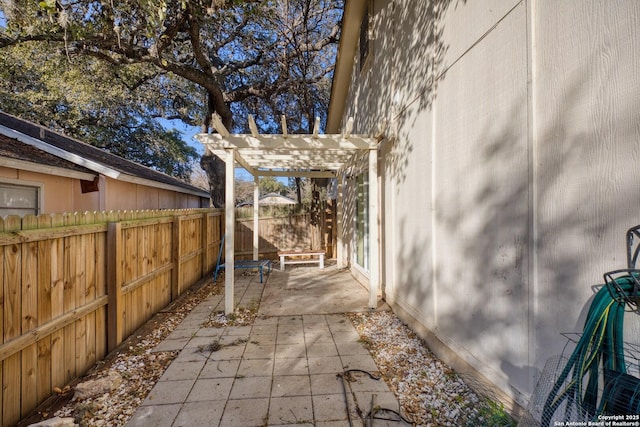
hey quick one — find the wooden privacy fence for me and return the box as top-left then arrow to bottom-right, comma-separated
235,201 -> 336,259
0,208 -> 222,427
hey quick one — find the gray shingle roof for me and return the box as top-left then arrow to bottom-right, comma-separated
0,111 -> 209,197
0,134 -> 95,174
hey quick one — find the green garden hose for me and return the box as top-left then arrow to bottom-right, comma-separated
541,273 -> 640,425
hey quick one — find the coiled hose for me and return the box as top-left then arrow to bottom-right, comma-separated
541,273 -> 639,425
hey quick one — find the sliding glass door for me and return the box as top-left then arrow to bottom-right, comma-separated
355,172 -> 369,270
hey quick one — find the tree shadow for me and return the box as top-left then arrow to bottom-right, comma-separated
353,0 -> 640,413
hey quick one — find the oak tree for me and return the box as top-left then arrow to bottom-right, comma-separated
0,0 -> 343,206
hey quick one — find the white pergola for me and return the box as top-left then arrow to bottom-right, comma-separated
195,114 -> 379,315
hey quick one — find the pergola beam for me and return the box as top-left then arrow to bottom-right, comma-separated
197,133 -> 375,150
236,158 -> 347,170
211,113 -> 230,137
342,117 -> 353,140
233,151 -> 259,177
257,170 -> 336,178
248,114 -> 260,138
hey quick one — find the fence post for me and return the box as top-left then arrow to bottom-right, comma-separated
202,213 -> 209,277
172,216 -> 183,300
107,222 -> 123,352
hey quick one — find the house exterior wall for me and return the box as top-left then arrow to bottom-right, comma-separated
0,166 -> 79,214
339,0 -> 640,410
0,166 -> 207,214
104,178 -> 206,210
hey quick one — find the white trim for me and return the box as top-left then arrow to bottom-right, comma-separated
257,170 -> 335,178
225,148 -> 236,315
197,133 -> 375,150
0,124 -> 121,179
326,0 -> 368,133
337,174 -> 345,268
1,125 -> 208,199
253,175 -> 259,260
116,173 -> 209,198
368,148 -> 379,309
0,156 -> 97,181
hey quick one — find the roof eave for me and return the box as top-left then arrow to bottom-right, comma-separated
0,124 -> 121,179
116,173 -> 210,198
327,0 -> 367,134
0,156 -> 98,181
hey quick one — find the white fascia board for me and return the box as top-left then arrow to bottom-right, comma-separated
0,124 -> 121,179
326,0 -> 367,133
0,156 -> 97,181
116,173 -> 209,198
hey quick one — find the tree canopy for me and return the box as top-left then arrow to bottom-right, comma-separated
0,44 -> 199,179
0,0 -> 343,205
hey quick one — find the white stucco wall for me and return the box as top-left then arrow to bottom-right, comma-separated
340,0 -> 640,410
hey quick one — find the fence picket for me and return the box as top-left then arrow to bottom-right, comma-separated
3,216 -> 21,426
21,215 -> 39,417
36,214 -> 53,406
0,207 -> 334,425
49,213 -> 66,397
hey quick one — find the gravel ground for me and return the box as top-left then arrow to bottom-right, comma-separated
21,280 -> 516,427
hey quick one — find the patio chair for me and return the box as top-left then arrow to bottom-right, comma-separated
213,235 -> 272,283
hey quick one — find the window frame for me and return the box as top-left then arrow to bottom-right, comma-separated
359,0 -> 373,73
354,171 -> 369,271
0,179 -> 43,217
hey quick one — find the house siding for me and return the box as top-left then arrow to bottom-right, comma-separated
340,0 -> 640,410
0,166 -> 206,214
0,167 -> 75,214
104,178 -> 205,211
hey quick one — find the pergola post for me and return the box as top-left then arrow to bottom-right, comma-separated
253,174 -> 259,260
368,148 -> 379,309
224,148 -> 235,315
336,174 -> 344,268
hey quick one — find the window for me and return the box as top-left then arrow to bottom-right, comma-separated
355,172 -> 369,270
0,183 -> 40,217
359,2 -> 370,71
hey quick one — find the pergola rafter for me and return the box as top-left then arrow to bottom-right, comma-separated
195,114 -> 380,314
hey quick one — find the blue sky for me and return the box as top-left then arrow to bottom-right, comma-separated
1,9 -> 275,184
162,119 -> 203,154
162,118 -> 260,183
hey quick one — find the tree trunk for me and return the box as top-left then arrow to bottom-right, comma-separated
200,89 -> 233,208
200,149 -> 226,208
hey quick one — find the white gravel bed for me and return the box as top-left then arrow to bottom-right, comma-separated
23,282 -> 514,427
349,311 -> 515,427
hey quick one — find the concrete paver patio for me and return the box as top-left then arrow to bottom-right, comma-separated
125,264 -> 401,427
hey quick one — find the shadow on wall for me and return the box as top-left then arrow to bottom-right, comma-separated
372,0 -> 640,408
358,0 -> 462,186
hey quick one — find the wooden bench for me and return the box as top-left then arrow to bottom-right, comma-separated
278,250 -> 325,271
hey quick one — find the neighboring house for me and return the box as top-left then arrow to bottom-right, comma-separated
257,193 -> 297,206
237,193 -> 297,207
328,0 -> 640,415
0,111 -> 210,215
